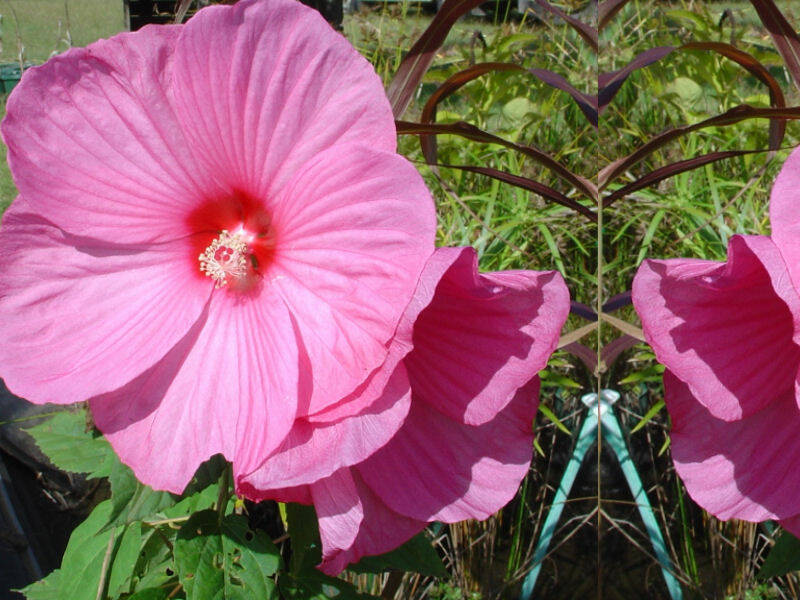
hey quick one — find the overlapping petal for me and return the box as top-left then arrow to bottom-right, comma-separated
769,146 -> 800,293
171,0 -> 396,199
405,247 -> 569,425
269,145 -> 435,414
666,371 -> 800,521
237,248 -> 566,572
313,470 -> 425,575
632,235 -> 800,421
0,198 -> 209,406
359,380 -> 538,523
90,290 -> 300,493
238,366 -> 410,491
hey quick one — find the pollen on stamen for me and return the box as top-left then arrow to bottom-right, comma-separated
199,229 -> 249,288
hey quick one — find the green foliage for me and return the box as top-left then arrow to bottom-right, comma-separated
21,501 -> 142,600
349,532 -> 447,577
106,461 -> 179,530
427,581 -> 482,600
758,531 -> 800,579
25,408 -> 115,478
174,510 -> 281,599
279,571 -> 378,600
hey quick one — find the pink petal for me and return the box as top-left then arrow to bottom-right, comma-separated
358,380 -> 538,523
0,198 -> 209,405
632,235 -> 800,421
90,290 -> 300,493
304,246 -> 459,425
238,365 -> 411,490
269,145 -> 435,415
770,146 -> 800,293
1,26 -> 217,244
237,483 -> 313,505
312,469 -> 425,575
311,469 -> 363,564
780,516 -> 800,539
171,0 -> 396,200
404,247 -> 569,425
666,371 -> 800,521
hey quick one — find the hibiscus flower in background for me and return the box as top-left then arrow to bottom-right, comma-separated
0,0 -> 571,573
632,146 -> 800,540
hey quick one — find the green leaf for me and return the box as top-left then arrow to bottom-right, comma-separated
618,363 -> 665,385
285,503 -> 322,575
349,531 -> 446,577
759,531 -> 800,579
106,455 -> 226,531
24,409 -> 114,478
22,501 -> 150,600
127,588 -> 173,600
538,403 -> 571,435
165,483 -> 221,519
278,572 -> 378,600
538,370 -> 582,390
629,400 -> 666,434
174,510 -> 281,599
502,97 -> 536,123
107,523 -> 145,597
18,569 -> 63,600
130,527 -> 178,591
106,460 -> 178,530
35,500 -> 120,599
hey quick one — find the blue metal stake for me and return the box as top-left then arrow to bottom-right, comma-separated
520,389 -> 682,600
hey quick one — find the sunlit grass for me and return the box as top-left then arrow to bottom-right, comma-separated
0,0 -> 125,63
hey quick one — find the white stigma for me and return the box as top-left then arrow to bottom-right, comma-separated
199,229 -> 249,288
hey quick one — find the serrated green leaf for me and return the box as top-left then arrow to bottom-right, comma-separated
23,501 -> 150,600
24,410 -> 114,478
164,483 -> 220,519
174,510 -> 281,599
127,588 -> 173,600
106,461 -> 178,530
349,531 -> 446,577
759,531 -> 800,579
57,500 -> 117,599
278,572 -> 378,600
18,568 -> 62,600
130,528 -> 177,591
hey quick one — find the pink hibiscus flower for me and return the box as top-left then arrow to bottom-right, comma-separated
0,0 -> 571,571
632,146 -> 800,539
238,246 -> 570,573
0,0 -> 437,491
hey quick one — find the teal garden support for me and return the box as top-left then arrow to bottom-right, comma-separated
519,389 -> 683,600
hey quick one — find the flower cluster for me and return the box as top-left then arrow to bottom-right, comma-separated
0,0 -> 570,570
632,146 -> 800,538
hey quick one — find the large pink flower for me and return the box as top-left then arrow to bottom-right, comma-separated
0,0 -> 436,491
632,146 -> 800,537
238,247 -> 570,573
